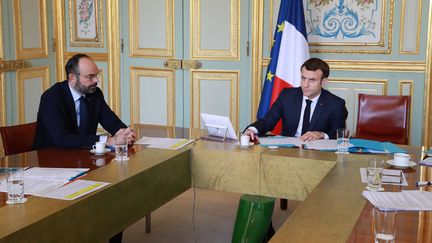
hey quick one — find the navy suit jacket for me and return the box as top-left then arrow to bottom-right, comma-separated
249,87 -> 348,139
33,80 -> 127,149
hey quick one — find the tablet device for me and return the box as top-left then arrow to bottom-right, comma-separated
200,113 -> 237,140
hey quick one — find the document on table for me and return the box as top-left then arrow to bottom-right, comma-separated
258,137 -> 302,147
40,179 -> 110,200
360,168 -> 408,186
0,167 -> 89,196
135,136 -> 194,150
363,190 -> 432,211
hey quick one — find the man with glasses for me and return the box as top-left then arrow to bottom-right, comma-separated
33,53 -> 135,151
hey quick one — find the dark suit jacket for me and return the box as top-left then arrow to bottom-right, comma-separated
33,80 -> 127,149
249,87 -> 348,139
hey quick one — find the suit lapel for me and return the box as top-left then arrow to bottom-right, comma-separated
309,90 -> 326,129
291,88 -> 303,126
61,81 -> 79,128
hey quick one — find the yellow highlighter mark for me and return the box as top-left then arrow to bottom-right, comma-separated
169,140 -> 189,149
65,183 -> 103,199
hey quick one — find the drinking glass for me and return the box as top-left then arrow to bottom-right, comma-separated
115,140 -> 129,161
373,207 -> 396,243
366,158 -> 384,191
6,168 -> 27,204
336,128 -> 350,154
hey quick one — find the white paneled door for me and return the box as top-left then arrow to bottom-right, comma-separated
0,0 -> 55,125
120,0 -> 252,138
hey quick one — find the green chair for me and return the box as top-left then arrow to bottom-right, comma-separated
232,194 -> 275,243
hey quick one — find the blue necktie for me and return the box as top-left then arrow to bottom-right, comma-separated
78,96 -> 88,134
301,99 -> 312,135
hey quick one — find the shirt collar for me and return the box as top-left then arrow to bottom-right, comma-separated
303,93 -> 320,103
68,84 -> 84,102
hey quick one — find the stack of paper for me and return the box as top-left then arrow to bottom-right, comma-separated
363,190 -> 432,211
258,137 -> 302,147
360,168 -> 408,186
0,167 -> 89,196
135,136 -> 194,150
420,156 -> 432,166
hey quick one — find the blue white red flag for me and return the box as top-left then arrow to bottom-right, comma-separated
256,0 -> 309,134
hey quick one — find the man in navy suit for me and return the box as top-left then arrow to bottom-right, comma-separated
33,53 -> 135,150
245,58 -> 348,141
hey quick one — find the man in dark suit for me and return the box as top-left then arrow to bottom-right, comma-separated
33,54 -> 135,150
245,57 -> 348,141
33,54 -> 133,242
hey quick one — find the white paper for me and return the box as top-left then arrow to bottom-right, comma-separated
40,180 -> 110,200
360,168 -> 408,186
0,167 -> 89,196
135,136 -> 194,150
258,137 -> 303,147
363,190 -> 432,211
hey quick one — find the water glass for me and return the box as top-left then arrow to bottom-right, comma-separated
366,158 -> 384,191
115,140 -> 128,161
373,208 -> 396,243
6,168 -> 27,204
336,128 -> 350,154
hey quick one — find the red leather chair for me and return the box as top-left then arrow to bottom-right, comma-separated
354,94 -> 410,145
0,122 -> 37,156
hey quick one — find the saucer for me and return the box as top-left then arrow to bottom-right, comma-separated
236,142 -> 254,148
386,159 -> 416,168
90,148 -> 111,155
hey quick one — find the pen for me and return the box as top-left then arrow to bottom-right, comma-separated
69,171 -> 87,181
416,181 -> 432,187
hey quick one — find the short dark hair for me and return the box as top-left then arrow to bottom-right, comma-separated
301,58 -> 330,79
65,53 -> 90,78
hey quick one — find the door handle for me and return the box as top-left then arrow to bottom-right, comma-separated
182,60 -> 202,70
164,59 -> 182,69
163,59 -> 202,70
0,59 -> 31,73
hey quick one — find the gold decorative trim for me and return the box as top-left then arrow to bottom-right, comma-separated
191,0 -> 240,60
424,0 -> 432,148
399,80 -> 414,96
129,0 -> 174,58
251,0 -> 265,121
399,0 -> 422,55
14,0 -> 48,59
54,1 -> 66,81
399,80 -> 413,144
329,78 -> 388,95
68,0 -> 104,48
64,52 -> 108,62
107,0 -> 120,114
190,70 -> 239,139
327,60 -> 425,72
310,0 -> 394,54
16,66 -> 50,123
129,67 -> 175,127
0,73 -> 5,126
268,0 -> 275,52
0,1 -> 3,59
98,68 -> 105,92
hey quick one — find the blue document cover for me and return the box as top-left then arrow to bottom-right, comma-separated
349,139 -> 406,153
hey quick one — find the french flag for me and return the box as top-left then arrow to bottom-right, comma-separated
256,0 -> 309,134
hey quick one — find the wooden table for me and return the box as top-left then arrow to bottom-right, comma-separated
0,145 -> 191,242
0,130 -> 431,242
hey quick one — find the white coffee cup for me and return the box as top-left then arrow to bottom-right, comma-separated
393,153 -> 411,166
240,135 -> 250,146
92,142 -> 106,153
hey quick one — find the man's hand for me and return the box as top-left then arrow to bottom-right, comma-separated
107,127 -> 136,146
243,129 -> 257,141
300,131 -> 324,142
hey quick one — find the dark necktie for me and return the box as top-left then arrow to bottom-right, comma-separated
78,96 -> 88,134
301,99 -> 312,135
